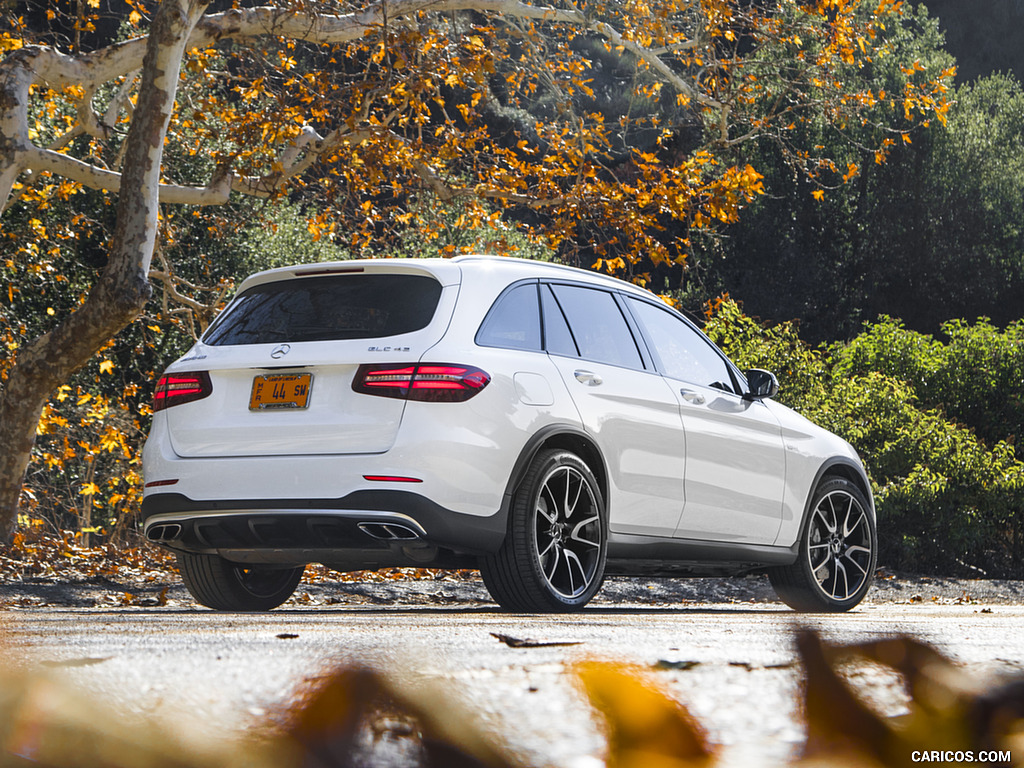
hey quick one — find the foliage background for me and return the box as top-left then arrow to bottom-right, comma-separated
2,1 -> 1023,576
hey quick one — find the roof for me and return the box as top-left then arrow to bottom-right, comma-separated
235,254 -> 659,302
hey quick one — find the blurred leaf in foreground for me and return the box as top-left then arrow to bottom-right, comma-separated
798,629 -> 1024,767
578,660 -> 715,768
2,628 -> 1021,768
0,667 -> 266,768
285,665 -> 520,768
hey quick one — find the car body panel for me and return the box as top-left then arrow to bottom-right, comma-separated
672,384 -> 787,544
767,401 -> 871,546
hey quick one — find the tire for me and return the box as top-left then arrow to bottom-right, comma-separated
177,552 -> 304,611
480,449 -> 608,612
769,477 -> 877,612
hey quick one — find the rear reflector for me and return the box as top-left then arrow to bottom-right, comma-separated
363,475 -> 424,483
353,363 -> 490,402
153,371 -> 213,411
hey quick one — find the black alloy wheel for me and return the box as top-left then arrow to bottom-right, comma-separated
481,449 -> 607,612
769,476 -> 876,612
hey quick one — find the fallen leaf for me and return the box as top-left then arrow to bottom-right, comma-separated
653,660 -> 701,671
490,633 -> 583,649
797,629 -> 897,764
796,629 -> 1024,767
39,657 -> 111,668
0,667 -> 259,767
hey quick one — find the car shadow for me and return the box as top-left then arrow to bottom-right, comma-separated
81,603 -> 794,617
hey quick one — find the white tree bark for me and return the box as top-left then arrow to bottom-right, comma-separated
0,0 -> 212,540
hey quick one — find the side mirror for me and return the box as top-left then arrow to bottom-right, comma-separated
744,369 -> 779,401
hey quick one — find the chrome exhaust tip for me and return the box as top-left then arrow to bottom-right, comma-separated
358,522 -> 422,541
146,523 -> 183,543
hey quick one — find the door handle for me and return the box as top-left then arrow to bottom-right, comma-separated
680,389 -> 706,405
574,369 -> 603,386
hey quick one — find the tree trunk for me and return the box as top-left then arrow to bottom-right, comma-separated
0,0 -> 210,545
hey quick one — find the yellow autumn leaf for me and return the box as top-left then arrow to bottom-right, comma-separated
0,33 -> 23,51
79,482 -> 101,496
577,661 -> 714,768
98,360 -> 114,375
812,189 -> 825,200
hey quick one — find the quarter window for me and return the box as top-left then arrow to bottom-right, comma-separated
476,283 -> 542,351
627,298 -> 737,392
548,284 -> 644,370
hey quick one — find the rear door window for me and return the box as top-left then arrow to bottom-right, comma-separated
547,284 -> 644,370
540,285 -> 579,357
203,274 -> 443,346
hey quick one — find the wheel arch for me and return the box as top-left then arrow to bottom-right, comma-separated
802,457 -> 875,526
501,425 -> 609,515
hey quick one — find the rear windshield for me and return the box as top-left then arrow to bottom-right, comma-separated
203,273 -> 443,346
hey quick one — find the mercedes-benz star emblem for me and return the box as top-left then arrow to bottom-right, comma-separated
270,344 -> 291,359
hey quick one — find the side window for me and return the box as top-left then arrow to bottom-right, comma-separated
627,298 -> 737,392
476,283 -> 542,351
540,285 -> 579,357
549,284 -> 644,370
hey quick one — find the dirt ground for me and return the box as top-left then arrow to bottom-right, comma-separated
3,530 -> 1022,610
3,562 -> 1023,610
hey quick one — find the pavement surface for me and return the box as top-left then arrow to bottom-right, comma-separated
3,573 -> 1024,767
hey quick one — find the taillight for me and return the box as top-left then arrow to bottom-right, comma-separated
353,363 -> 490,402
153,371 -> 213,411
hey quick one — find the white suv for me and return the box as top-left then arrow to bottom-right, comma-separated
143,256 -> 875,612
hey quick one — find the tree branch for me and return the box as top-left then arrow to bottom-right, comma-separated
2,0 -> 725,206
21,146 -> 233,205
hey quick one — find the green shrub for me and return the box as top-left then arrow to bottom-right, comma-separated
706,300 -> 1024,577
835,315 -> 1024,448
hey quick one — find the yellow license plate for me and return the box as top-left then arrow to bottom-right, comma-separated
249,373 -> 313,410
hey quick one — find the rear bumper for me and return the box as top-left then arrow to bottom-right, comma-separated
141,490 -> 508,567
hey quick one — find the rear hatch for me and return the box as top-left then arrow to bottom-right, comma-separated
163,263 -> 460,458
